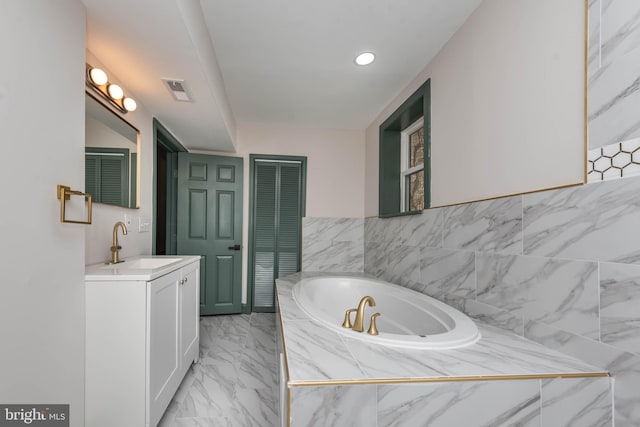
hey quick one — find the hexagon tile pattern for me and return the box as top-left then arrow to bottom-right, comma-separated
588,138 -> 640,182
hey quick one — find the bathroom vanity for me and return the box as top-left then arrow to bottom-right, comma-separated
85,256 -> 201,427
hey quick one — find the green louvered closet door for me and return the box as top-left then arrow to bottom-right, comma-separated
251,157 -> 306,312
85,147 -> 130,207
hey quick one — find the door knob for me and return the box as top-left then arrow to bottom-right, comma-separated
228,244 -> 241,250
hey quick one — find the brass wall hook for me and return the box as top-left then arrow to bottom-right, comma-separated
367,313 -> 381,336
342,308 -> 357,328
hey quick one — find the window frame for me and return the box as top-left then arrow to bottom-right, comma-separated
400,117 -> 425,212
378,79 -> 431,218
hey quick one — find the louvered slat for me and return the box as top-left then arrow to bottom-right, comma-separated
278,165 -> 301,251
100,158 -> 124,205
85,156 -> 99,200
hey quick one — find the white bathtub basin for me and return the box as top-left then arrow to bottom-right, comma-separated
292,276 -> 480,350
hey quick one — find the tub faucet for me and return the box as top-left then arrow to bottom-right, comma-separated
109,221 -> 128,264
352,296 -> 376,332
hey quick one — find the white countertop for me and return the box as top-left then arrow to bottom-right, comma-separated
276,272 -> 607,385
85,255 -> 201,281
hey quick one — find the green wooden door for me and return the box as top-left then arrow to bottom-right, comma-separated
177,153 -> 243,315
250,158 -> 305,312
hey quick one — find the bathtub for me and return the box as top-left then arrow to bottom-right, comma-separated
292,276 -> 480,350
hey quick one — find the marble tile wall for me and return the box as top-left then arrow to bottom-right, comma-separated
360,3 -> 640,424
287,378 -> 611,427
588,0 -> 640,149
364,174 -> 640,425
302,217 -> 364,272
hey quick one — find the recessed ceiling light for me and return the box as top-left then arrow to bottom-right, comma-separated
355,52 -> 375,66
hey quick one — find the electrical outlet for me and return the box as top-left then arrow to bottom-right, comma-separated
124,214 -> 133,227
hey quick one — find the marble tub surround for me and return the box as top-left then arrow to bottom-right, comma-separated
276,273 -> 605,383
476,253 -> 599,338
525,320 -> 640,425
277,273 -> 610,426
289,377 -> 611,427
600,262 -> 640,354
364,175 -> 640,425
442,196 -> 523,255
302,217 -> 364,272
523,174 -> 640,263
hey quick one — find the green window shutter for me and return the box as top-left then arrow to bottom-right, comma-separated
379,129 -> 401,216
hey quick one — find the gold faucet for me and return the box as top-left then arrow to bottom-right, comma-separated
109,221 -> 128,264
352,296 -> 376,332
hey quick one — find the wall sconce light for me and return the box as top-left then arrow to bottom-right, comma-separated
86,64 -> 137,113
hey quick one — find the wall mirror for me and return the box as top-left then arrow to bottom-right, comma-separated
85,92 -> 139,209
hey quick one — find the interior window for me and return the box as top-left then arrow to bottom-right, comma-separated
401,118 -> 425,212
378,79 -> 430,217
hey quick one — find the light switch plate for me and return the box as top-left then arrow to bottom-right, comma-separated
138,216 -> 151,233
124,214 -> 133,227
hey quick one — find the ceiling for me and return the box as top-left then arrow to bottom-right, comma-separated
82,0 -> 482,152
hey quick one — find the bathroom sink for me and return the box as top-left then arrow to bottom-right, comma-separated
95,257 -> 184,270
124,257 -> 183,269
86,255 -> 201,281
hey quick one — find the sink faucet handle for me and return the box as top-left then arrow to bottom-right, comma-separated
367,313 -> 381,336
341,308 -> 357,329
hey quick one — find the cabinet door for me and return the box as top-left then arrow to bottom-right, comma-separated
147,270 -> 181,427
180,262 -> 200,364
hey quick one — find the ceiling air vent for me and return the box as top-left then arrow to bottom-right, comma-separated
162,78 -> 192,102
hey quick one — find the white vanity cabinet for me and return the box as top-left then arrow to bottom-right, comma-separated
85,256 -> 201,427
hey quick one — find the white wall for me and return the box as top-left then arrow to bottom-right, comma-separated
0,1 -> 86,425
365,0 -> 585,214
193,124 -> 366,303
84,51 -> 154,265
237,124 -> 365,219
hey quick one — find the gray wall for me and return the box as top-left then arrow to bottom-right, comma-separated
0,1 -> 87,425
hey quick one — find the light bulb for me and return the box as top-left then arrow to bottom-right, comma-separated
355,52 -> 375,66
89,68 -> 108,86
107,84 -> 124,100
123,97 -> 137,112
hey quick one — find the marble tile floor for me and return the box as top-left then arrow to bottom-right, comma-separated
159,313 -> 279,427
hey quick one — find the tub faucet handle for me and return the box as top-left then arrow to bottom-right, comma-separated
367,313 -> 381,336
341,308 -> 357,328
